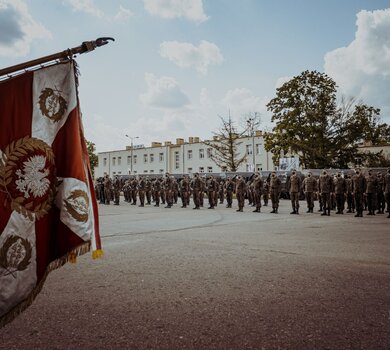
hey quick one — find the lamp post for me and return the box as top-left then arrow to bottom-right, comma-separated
125,135 -> 139,174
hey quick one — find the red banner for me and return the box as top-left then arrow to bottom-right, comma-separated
0,61 -> 101,327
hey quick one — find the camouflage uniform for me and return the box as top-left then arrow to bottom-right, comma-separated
319,171 -> 333,216
191,174 -> 202,209
235,176 -> 247,212
302,172 -> 317,213
206,176 -> 218,209
345,175 -> 355,213
365,171 -> 378,215
112,175 -> 121,205
103,175 -> 112,205
352,170 -> 366,217
179,176 -> 190,208
145,177 -> 152,205
270,172 -> 281,213
138,177 -> 146,207
333,173 -> 346,214
224,177 -> 234,208
289,171 -> 302,214
252,175 -> 264,213
376,173 -> 385,214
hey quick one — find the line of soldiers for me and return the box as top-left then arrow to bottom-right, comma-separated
95,168 -> 390,218
288,168 -> 390,218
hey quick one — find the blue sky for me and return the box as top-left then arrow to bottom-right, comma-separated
1,0 -> 390,152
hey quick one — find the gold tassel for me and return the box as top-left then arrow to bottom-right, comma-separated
68,252 -> 77,264
92,249 -> 104,259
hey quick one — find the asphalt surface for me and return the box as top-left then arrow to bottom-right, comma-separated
1,199 -> 390,349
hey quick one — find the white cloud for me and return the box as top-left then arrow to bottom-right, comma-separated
114,5 -> 133,21
143,0 -> 208,22
199,87 -> 212,108
140,73 -> 190,109
64,0 -> 103,18
159,40 -> 223,74
275,76 -> 293,90
0,0 -> 51,57
221,88 -> 268,118
324,9 -> 390,121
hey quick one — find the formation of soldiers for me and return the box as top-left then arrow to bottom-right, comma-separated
95,168 -> 390,218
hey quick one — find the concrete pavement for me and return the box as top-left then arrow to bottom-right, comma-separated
1,200 -> 389,349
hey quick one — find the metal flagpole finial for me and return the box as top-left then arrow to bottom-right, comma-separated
0,37 -> 115,79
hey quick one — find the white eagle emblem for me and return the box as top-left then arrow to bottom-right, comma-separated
15,155 -> 51,199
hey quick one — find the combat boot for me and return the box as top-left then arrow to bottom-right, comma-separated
296,208 -> 299,215
270,208 -> 275,213
275,208 -> 278,214
387,213 -> 390,218
306,209 -> 311,213
327,209 -> 330,216
290,210 -> 296,215
321,209 -> 327,216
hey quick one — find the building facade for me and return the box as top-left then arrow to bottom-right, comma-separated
94,133 -> 275,178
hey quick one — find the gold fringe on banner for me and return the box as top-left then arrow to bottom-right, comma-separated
0,241 -> 91,329
92,249 -> 104,259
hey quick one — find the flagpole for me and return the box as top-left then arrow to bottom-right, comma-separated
0,37 -> 114,78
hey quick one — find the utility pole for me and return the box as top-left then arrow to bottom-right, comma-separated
125,135 -> 139,174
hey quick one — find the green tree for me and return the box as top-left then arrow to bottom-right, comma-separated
265,70 -> 390,169
86,140 -> 98,177
203,115 -> 247,172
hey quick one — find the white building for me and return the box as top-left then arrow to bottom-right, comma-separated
94,132 -> 275,178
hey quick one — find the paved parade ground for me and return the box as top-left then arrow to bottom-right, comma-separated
1,200 -> 390,349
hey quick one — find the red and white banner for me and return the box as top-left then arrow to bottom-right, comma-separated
0,61 -> 101,327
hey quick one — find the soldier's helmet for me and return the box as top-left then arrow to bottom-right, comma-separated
307,171 -> 312,177
271,171 -> 276,177
322,170 -> 327,175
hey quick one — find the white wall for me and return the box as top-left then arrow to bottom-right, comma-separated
94,136 -> 274,178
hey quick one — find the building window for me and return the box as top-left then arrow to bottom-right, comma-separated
207,148 -> 212,158
175,151 -> 180,169
222,166 -> 227,172
207,167 -> 213,173
143,154 -> 148,163
103,158 -> 107,166
187,150 -> 193,160
188,168 -> 193,173
256,144 -> 262,155
134,170 -> 137,174
199,149 -> 204,159
150,154 -> 154,163
144,170 -> 148,173
113,172 -> 116,175
159,153 -> 164,162
199,167 -> 204,173
159,169 -> 164,174
118,157 -> 121,165
150,170 -> 154,174
127,156 -> 131,165
118,171 -> 122,175
133,155 -> 137,164
246,144 -> 253,155
112,157 -> 116,166
246,164 -> 251,172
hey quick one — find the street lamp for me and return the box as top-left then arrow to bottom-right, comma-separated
125,135 -> 139,174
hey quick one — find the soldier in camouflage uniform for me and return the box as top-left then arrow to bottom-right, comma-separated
138,176 -> 146,207
288,170 -> 302,214
302,172 -> 317,213
384,168 -> 390,218
145,177 -> 152,205
172,177 -> 179,204
218,179 -> 225,204
206,175 -> 218,209
235,176 -> 246,212
334,172 -> 346,214
103,174 -> 112,205
130,177 -> 138,205
224,176 -> 234,208
159,178 -> 166,205
252,174 -> 264,213
365,170 -> 378,215
345,174 -> 355,213
164,174 -> 174,208
153,178 -> 161,207
112,175 -> 121,205
319,170 -> 333,216
179,175 -> 190,208
191,173 -> 202,209
352,168 -> 366,217
97,177 -> 105,204
376,172 -> 385,214
270,171 -> 281,214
